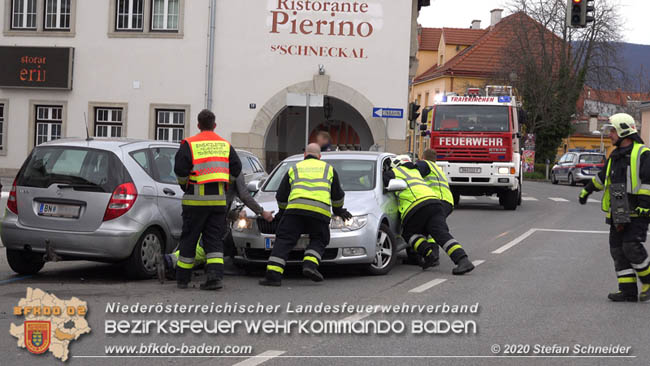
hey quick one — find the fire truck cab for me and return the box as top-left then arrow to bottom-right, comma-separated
427,86 -> 522,210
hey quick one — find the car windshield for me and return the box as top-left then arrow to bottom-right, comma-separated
579,154 -> 605,164
434,105 -> 510,132
263,159 -> 376,192
17,146 -> 130,192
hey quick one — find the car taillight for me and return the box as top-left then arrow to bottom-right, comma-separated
7,178 -> 18,215
103,182 -> 137,221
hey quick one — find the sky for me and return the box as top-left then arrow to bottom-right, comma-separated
417,0 -> 650,45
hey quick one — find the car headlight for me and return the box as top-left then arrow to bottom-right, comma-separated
330,215 -> 368,231
498,167 -> 510,175
233,217 -> 253,232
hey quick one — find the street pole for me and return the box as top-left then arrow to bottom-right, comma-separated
305,94 -> 310,148
384,117 -> 388,152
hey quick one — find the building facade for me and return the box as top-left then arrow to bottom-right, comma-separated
1,0 -> 424,175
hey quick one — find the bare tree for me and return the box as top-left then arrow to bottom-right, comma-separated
495,0 -> 624,162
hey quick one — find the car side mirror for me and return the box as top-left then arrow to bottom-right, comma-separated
247,180 -> 261,192
386,179 -> 407,192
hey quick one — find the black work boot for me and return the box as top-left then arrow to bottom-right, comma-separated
608,291 -> 638,302
419,249 -> 440,270
641,285 -> 650,302
259,271 -> 282,287
176,267 -> 191,289
452,256 -> 475,275
302,262 -> 324,282
200,270 -> 223,291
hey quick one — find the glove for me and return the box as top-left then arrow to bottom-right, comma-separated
635,207 -> 650,217
578,189 -> 590,205
273,209 -> 284,223
333,207 -> 353,221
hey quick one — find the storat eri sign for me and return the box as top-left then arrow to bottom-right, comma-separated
438,137 -> 505,147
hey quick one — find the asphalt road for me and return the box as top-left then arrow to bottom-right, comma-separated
1,181 -> 648,366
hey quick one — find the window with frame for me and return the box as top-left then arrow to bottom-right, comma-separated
151,0 -> 179,31
0,104 -> 4,152
116,0 -> 144,31
155,109 -> 184,143
35,105 -> 63,146
12,0 -> 37,29
94,107 -> 123,138
45,0 -> 71,30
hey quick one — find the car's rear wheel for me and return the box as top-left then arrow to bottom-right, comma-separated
551,172 -> 558,184
365,224 -> 397,275
6,249 -> 45,275
124,228 -> 163,279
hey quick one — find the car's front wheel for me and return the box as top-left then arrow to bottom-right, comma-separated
568,173 -> 576,186
6,249 -> 45,275
365,224 -> 397,276
551,172 -> 558,184
124,228 -> 164,279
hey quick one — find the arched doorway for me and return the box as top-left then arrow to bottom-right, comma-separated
264,96 -> 373,170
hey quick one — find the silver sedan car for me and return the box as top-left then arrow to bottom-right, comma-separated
232,151 -> 406,275
1,138 -> 184,278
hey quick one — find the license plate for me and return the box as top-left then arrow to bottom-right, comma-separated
459,167 -> 482,174
38,203 -> 80,218
265,237 -> 275,249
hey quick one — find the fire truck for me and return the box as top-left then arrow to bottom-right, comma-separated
422,86 -> 523,210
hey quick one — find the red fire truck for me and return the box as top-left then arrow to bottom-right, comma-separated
424,86 -> 523,210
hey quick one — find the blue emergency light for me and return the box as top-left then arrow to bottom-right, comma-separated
498,96 -> 511,103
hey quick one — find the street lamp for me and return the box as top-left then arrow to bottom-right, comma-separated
592,130 -> 604,153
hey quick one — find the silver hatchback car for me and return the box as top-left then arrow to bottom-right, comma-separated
232,151 -> 407,275
1,138 -> 185,278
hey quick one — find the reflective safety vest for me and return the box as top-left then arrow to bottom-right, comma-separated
593,142 -> 650,217
422,160 -> 454,206
392,166 -> 437,219
286,159 -> 335,217
181,131 -> 230,206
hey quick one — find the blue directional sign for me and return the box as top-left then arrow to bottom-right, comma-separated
373,107 -> 404,119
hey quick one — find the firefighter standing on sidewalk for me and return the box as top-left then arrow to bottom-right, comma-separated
174,109 -> 242,290
259,143 -> 351,286
578,113 -> 650,302
383,155 -> 474,274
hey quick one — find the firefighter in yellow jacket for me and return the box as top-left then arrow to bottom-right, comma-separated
174,109 -> 242,290
259,143 -> 351,286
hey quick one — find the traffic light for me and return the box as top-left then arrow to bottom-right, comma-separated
408,102 -> 421,122
420,107 -> 433,125
567,0 -> 595,28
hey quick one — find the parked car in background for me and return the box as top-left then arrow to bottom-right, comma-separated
232,151 -> 407,276
551,151 -> 606,186
237,149 -> 268,184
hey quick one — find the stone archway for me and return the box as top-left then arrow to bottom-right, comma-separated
232,75 -> 393,168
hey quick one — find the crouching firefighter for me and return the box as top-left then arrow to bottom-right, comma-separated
174,109 -> 242,290
259,143 -> 351,286
578,113 -> 650,302
383,155 -> 474,274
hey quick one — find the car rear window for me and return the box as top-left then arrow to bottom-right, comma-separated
18,146 -> 131,192
579,154 -> 605,164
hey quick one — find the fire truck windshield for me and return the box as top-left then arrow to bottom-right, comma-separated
434,105 -> 510,132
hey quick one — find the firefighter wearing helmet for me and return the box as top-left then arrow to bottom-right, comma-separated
382,154 -> 475,274
579,113 -> 650,302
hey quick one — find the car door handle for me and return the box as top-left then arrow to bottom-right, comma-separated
163,188 -> 176,196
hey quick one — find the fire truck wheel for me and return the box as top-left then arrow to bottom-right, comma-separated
517,179 -> 522,205
501,189 -> 518,210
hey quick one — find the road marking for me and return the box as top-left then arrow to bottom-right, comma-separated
409,278 -> 447,293
489,196 -> 499,201
472,260 -> 485,267
548,197 -> 569,202
492,228 -> 608,254
460,196 -> 476,200
495,231 -> 510,239
587,198 -> 600,203
0,275 -> 33,285
521,197 -> 538,201
232,350 -> 286,366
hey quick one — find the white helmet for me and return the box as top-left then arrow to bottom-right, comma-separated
604,113 -> 637,138
390,154 -> 412,169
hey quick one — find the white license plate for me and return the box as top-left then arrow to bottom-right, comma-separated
459,167 -> 482,174
38,203 -> 80,218
265,237 -> 275,249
